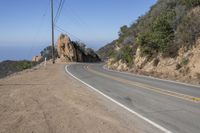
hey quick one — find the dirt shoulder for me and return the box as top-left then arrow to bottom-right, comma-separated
0,63 -> 157,133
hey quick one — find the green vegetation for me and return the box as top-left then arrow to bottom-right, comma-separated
97,40 -> 117,59
175,58 -> 189,70
16,61 -> 32,70
40,46 -> 58,61
136,11 -> 175,56
182,0 -> 200,7
181,58 -> 189,66
118,46 -> 134,67
97,0 -> 200,65
176,7 -> 200,49
0,60 -> 37,78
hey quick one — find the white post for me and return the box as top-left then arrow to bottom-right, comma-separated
44,57 -> 47,67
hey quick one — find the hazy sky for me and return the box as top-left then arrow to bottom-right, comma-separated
0,0 -> 156,60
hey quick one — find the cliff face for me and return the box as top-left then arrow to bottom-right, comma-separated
56,34 -> 77,62
56,34 -> 100,63
98,0 -> 200,85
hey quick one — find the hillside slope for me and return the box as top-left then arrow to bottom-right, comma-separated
97,0 -> 200,85
0,60 -> 36,78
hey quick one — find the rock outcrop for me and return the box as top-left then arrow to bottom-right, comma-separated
107,37 -> 200,85
56,34 -> 77,62
32,55 -> 43,62
56,34 -> 100,62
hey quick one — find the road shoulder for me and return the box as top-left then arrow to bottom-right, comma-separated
0,63 -> 158,133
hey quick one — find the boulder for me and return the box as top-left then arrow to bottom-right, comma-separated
32,55 -> 43,62
56,34 -> 100,62
56,34 -> 77,62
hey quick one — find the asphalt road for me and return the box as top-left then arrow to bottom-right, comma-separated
66,63 -> 200,133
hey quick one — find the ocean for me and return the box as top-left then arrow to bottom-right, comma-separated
0,45 -> 47,61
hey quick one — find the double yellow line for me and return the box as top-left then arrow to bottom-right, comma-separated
85,65 -> 200,103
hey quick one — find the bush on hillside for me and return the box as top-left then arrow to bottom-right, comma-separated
40,46 -> 58,61
176,7 -> 200,49
136,11 -> 175,56
16,61 -> 32,70
121,46 -> 134,66
0,60 -> 36,78
97,0 -> 200,63
182,0 -> 200,7
74,41 -> 86,53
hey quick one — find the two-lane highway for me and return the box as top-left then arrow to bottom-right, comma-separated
66,63 -> 200,133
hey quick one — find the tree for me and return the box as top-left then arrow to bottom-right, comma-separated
40,46 -> 58,60
119,25 -> 128,36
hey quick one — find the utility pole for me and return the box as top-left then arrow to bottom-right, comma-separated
51,0 -> 55,64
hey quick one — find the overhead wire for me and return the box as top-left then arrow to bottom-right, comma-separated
52,0 -> 86,46
67,5 -> 88,27
27,0 -> 50,60
54,0 -> 63,22
54,0 -> 67,24
55,25 -> 85,43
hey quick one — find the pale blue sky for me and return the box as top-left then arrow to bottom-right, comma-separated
0,0 -> 157,60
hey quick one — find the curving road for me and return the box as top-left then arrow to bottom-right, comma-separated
66,63 -> 200,133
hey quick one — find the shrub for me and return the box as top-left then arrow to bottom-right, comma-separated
119,25 -> 129,37
120,46 -> 134,67
98,0 -> 200,65
40,46 -> 57,60
16,61 -> 32,70
136,32 -> 158,56
181,58 -> 189,65
136,11 -> 175,56
0,60 -> 36,78
182,0 -> 200,7
176,63 -> 182,70
176,7 -> 200,49
151,11 -> 175,53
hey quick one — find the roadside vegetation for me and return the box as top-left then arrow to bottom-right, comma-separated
98,0 -> 200,66
0,45 -> 54,78
0,60 -> 37,78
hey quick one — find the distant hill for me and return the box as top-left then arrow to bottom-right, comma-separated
97,40 -> 117,60
0,60 -> 36,78
97,0 -> 200,85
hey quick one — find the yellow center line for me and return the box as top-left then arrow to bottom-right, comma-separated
85,65 -> 200,103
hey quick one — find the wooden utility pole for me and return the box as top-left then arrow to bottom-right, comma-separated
51,0 -> 55,64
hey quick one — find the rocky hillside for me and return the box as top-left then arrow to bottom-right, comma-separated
32,34 -> 101,63
56,34 -> 100,62
97,0 -> 200,84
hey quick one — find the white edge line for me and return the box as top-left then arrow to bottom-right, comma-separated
103,65 -> 200,88
65,64 -> 172,133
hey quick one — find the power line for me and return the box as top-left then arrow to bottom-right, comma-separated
54,0 -> 67,24
54,0 -> 63,22
55,25 -> 84,43
67,5 -> 88,27
27,0 -> 50,60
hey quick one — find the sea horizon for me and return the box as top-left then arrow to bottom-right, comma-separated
0,45 -> 47,62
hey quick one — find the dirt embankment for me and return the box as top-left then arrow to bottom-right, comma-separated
0,62 -> 157,133
108,38 -> 200,85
